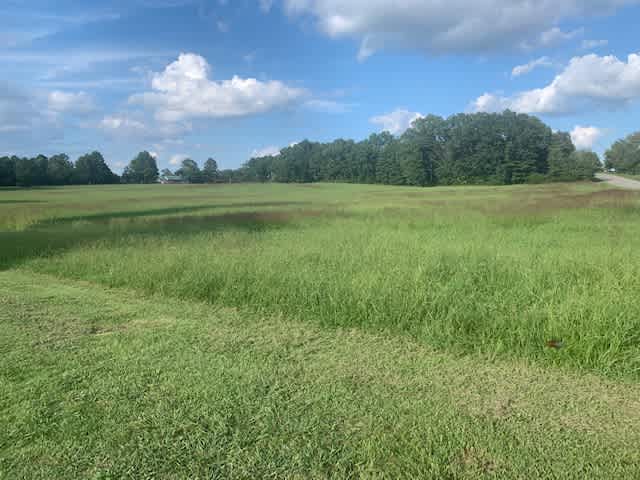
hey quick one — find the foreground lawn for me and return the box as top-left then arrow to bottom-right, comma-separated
2,270 -> 639,478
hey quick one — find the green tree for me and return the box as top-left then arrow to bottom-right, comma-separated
15,157 -> 38,187
47,154 -> 74,185
547,132 -> 577,181
0,156 -> 16,186
175,158 -> 204,183
122,151 -> 159,184
605,132 -> 640,173
74,151 -> 119,184
203,158 -> 219,183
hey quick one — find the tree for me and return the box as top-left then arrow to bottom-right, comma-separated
122,151 -> 159,183
15,157 -> 38,187
160,168 -> 174,177
570,151 -> 601,180
34,154 -> 49,185
547,132 -> 577,181
203,158 -> 219,183
47,154 -> 74,185
74,151 -> 119,184
605,132 -> 640,173
0,156 -> 16,186
175,158 -> 204,183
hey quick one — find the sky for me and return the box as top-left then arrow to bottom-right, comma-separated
2,0 -> 640,172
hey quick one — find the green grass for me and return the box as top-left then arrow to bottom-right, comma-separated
2,271 -> 640,478
2,182 -> 640,477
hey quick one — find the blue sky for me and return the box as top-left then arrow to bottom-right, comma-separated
2,0 -> 640,172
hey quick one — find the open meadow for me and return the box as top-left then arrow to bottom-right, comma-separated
2,181 -> 640,478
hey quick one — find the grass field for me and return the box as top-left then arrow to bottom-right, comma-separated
2,182 -> 640,477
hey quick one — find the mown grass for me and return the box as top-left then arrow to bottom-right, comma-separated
2,182 -> 639,378
2,271 -> 640,478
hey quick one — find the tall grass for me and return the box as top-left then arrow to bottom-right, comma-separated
2,182 -> 640,377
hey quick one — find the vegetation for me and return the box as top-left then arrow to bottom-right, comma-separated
242,111 -> 601,185
121,151 -> 160,184
2,182 -> 640,477
0,151 -> 119,187
2,270 -> 640,478
605,131 -> 640,174
0,111 -> 603,189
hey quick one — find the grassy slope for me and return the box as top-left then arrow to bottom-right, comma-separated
2,271 -> 640,479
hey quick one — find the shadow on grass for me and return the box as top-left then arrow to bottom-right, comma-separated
39,201 -> 311,225
0,204 -> 339,270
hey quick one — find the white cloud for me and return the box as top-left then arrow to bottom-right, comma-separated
512,57 -> 553,77
571,125 -> 603,150
98,113 -> 190,139
582,39 -> 609,49
251,145 -> 281,157
129,53 -> 306,122
216,20 -> 230,32
169,153 -> 189,166
282,0 -> 635,58
99,114 -> 148,135
149,151 -> 159,158
370,108 -> 423,135
304,99 -> 352,113
0,82 -> 66,149
47,90 -> 95,113
473,52 -> 640,114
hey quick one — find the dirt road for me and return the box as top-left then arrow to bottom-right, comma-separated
596,173 -> 640,190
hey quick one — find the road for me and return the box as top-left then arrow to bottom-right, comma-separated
596,173 -> 640,190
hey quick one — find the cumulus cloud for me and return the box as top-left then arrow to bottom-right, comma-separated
512,57 -> 553,77
370,108 -> 423,135
571,125 -> 603,150
251,145 -> 281,157
282,0 -> 635,58
473,52 -> 640,114
129,53 -> 306,122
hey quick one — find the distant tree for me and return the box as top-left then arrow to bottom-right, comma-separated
74,151 -> 119,184
0,156 -> 16,186
160,168 -> 174,177
14,157 -> 38,187
175,158 -> 204,183
605,132 -> 640,173
122,151 -> 159,183
203,158 -> 219,183
34,154 -> 49,185
47,154 -> 74,185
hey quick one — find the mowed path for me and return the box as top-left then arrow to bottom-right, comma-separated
596,172 -> 640,190
1,270 -> 640,478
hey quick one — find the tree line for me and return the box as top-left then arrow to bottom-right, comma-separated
0,150 -> 226,187
0,151 -> 119,187
240,111 -> 602,186
6,110 -> 637,189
